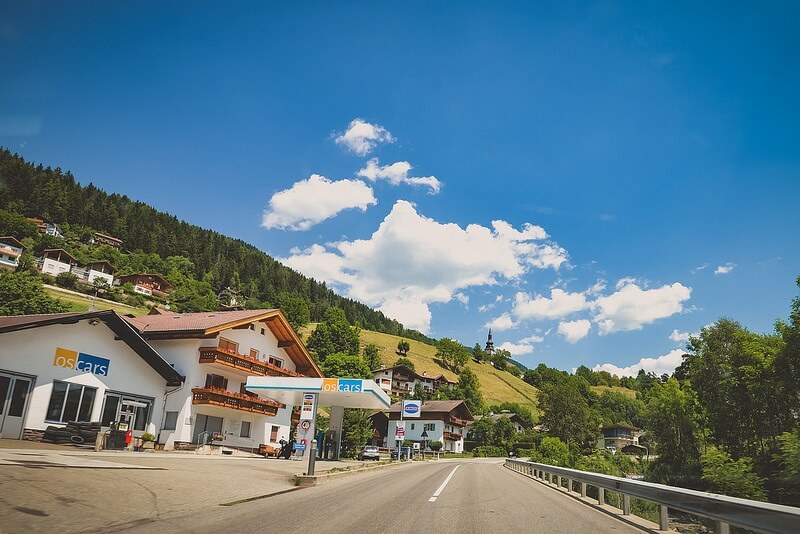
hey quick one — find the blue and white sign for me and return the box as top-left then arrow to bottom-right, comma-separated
402,399 -> 422,418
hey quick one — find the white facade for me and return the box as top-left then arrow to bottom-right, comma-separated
147,325 -> 301,450
388,418 -> 465,453
0,241 -> 22,269
41,256 -> 72,276
0,319 -> 172,440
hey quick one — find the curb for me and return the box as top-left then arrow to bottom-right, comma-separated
293,460 -> 415,486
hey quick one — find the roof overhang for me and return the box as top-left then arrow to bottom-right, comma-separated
246,377 -> 391,409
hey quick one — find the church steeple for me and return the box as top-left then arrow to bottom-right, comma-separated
485,328 -> 495,356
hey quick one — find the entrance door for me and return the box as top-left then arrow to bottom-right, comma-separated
193,414 -> 223,444
0,373 -> 33,439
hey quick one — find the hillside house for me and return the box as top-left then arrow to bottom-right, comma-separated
26,217 -> 63,238
71,260 -> 116,287
0,236 -> 24,270
124,309 -> 322,451
0,311 -> 183,441
597,423 -> 642,454
90,232 -> 124,249
39,248 -> 77,277
377,400 -> 473,453
115,273 -> 172,297
372,365 -> 456,396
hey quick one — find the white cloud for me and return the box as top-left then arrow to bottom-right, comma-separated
497,341 -> 534,356
558,319 -> 591,343
692,263 -> 709,273
669,329 -> 691,343
261,175 -> 377,230
593,280 -> 692,334
715,263 -> 736,275
358,159 -> 442,194
454,292 -> 469,306
519,334 -> 545,344
513,288 -> 589,320
592,349 -> 685,378
485,312 -> 517,331
279,200 -> 567,333
334,118 -> 394,155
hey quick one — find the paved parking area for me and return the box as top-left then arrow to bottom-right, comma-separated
0,440 -> 361,533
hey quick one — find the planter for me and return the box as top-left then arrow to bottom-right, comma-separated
142,441 -> 155,450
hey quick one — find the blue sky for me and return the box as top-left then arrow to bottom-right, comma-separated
2,1 -> 799,375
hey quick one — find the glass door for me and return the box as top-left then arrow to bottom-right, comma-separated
0,373 -> 33,439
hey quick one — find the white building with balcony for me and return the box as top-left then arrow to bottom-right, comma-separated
125,309 -> 322,451
0,236 -> 24,270
384,400 -> 473,453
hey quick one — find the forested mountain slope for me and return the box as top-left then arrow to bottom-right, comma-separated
0,148 -> 431,341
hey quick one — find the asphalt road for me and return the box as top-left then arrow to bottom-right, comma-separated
139,459 -> 646,534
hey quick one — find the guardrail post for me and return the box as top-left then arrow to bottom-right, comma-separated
597,487 -> 604,505
715,520 -> 729,534
555,475 -> 560,487
659,505 -> 668,531
623,494 -> 631,515
580,482 -> 587,498
567,478 -> 572,493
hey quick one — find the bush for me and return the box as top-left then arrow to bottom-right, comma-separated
55,272 -> 78,289
473,446 -> 507,457
429,440 -> 443,451
141,432 -> 156,442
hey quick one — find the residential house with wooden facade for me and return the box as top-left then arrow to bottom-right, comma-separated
124,309 -> 322,451
374,400 -> 473,453
372,365 -> 457,396
115,273 -> 172,298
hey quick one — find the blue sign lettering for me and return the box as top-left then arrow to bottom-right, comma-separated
338,379 -> 363,392
77,353 -> 110,376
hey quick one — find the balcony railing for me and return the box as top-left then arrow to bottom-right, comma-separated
443,431 -> 463,441
449,416 -> 469,427
291,407 -> 301,424
191,387 -> 282,416
198,347 -> 303,378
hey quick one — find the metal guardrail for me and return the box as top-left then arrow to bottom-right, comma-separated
505,458 -> 800,534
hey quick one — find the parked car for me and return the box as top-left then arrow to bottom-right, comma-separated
358,445 -> 381,461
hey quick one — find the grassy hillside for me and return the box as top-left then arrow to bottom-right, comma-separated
358,329 -> 540,414
45,286 -> 149,316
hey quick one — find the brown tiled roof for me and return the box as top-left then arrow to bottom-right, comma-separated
387,400 -> 469,414
126,309 -> 279,334
125,309 -> 323,378
0,236 -> 24,249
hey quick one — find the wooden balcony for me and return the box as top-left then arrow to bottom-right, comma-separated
443,431 -> 463,441
449,416 -> 469,427
291,407 -> 301,424
198,347 -> 303,378
191,387 -> 282,416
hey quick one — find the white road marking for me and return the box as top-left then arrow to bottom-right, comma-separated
429,465 -> 461,502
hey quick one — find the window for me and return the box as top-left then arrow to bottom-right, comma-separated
219,338 -> 238,353
46,381 -> 97,423
239,383 -> 255,397
410,423 -> 415,430
261,328 -> 265,335
163,411 -> 178,431
268,356 -> 283,368
424,423 -> 436,431
240,421 -> 251,438
205,374 -> 228,390
249,348 -> 259,359
270,425 -> 280,441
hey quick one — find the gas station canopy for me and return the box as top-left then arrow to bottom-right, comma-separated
246,376 -> 392,409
